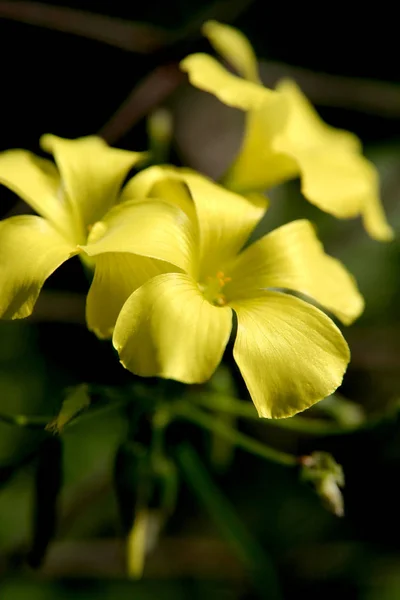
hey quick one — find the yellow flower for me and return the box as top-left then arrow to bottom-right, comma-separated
181,21 -> 393,241
0,136 -> 193,337
87,166 -> 363,418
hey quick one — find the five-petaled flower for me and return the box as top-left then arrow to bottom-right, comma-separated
0,135 -> 194,336
85,165 -> 364,418
181,20 -> 393,241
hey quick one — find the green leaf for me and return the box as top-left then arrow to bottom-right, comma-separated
46,384 -> 91,433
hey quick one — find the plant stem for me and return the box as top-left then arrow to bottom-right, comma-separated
0,412 -> 50,429
174,403 -> 298,467
191,393 -> 370,436
176,443 -> 283,599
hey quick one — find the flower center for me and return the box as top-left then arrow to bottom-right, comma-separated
199,271 -> 231,307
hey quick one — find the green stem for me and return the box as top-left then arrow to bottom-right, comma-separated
191,393 -> 369,436
176,443 -> 283,599
174,403 -> 298,467
0,413 -> 50,429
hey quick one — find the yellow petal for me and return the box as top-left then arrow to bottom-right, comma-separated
181,53 -> 271,111
180,53 -> 292,193
231,292 -> 350,418
113,273 -> 232,383
182,47 -> 393,240
0,215 -> 76,319
179,172 -> 267,279
273,80 -> 394,240
121,165 -> 197,222
222,107 -> 298,193
275,79 -> 362,154
80,200 -> 196,276
0,150 -> 75,239
362,187 -> 394,241
202,20 -> 260,83
224,78 -> 362,193
225,220 -> 364,325
87,254 -> 173,339
40,134 -> 146,241
123,167 -> 268,279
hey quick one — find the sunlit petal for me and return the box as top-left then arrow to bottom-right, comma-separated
180,172 -> 268,278
121,165 -> 197,222
362,187 -> 395,241
80,200 -> 196,275
202,20 -> 260,83
122,167 -> 268,278
226,220 -> 364,325
87,253 -> 173,339
113,273 -> 232,383
181,53 -> 271,110
232,292 -> 350,418
222,107 -> 298,193
0,150 -> 74,239
40,134 -> 146,241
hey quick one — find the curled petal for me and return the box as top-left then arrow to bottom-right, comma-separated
41,134 -> 146,241
0,150 -> 74,239
80,200 -> 196,276
0,215 -> 76,319
362,187 -> 394,241
226,219 -> 364,325
181,172 -> 268,277
202,20 -> 260,83
121,165 -> 197,222
113,273 -> 232,383
180,52 -> 292,193
122,167 -> 268,279
181,53 -> 271,111
272,80 -> 394,240
232,292 -> 350,418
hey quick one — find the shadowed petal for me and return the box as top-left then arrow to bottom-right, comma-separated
272,80 -> 394,240
87,253 -> 173,339
0,215 -> 76,319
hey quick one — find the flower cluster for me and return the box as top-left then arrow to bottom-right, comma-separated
0,22 -> 392,419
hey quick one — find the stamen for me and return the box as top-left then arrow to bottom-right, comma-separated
200,271 -> 231,306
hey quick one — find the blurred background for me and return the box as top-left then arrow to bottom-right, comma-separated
1,1 -> 400,598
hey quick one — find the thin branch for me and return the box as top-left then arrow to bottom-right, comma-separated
0,2 -> 167,53
191,393 -> 364,436
174,403 -> 298,467
0,0 -> 255,54
99,64 -> 184,144
259,60 -> 400,118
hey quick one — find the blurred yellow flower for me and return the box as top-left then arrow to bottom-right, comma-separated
181,21 -> 393,241
0,136 -> 192,337
87,166 -> 363,418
